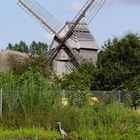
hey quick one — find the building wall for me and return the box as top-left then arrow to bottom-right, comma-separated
53,60 -> 73,76
51,22 -> 98,76
55,49 -> 69,60
53,49 -> 97,76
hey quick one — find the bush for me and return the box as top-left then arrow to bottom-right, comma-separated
0,102 -> 140,139
132,87 -> 140,110
65,89 -> 91,107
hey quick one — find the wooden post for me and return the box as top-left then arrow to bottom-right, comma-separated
0,88 -> 2,116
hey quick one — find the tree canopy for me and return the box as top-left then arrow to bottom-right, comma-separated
95,33 -> 140,90
3,33 -> 140,92
58,33 -> 140,91
7,41 -> 48,56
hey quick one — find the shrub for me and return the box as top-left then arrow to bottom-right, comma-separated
132,87 -> 140,110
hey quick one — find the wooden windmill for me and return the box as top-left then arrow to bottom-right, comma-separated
17,0 -> 106,75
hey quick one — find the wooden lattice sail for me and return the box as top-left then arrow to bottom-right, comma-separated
17,0 -> 106,75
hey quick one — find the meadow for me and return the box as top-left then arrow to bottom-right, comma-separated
0,72 -> 140,140
0,100 -> 139,140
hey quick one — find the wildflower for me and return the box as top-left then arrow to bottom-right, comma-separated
90,97 -> 99,105
62,98 -> 68,106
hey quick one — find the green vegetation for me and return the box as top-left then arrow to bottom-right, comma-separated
0,33 -> 140,139
7,41 -> 48,56
0,128 -> 60,140
95,33 -> 140,90
0,103 -> 139,139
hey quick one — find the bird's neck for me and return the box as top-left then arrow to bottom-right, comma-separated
59,124 -> 62,130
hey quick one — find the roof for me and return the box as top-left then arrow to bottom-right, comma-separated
0,50 -> 28,73
51,22 -> 98,50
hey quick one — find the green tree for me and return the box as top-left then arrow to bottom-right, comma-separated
12,55 -> 52,78
7,41 -> 48,56
29,41 -> 48,56
59,63 -> 95,106
132,87 -> 140,110
94,33 -> 140,90
7,41 -> 29,53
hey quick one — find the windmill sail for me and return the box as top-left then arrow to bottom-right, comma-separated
49,0 -> 104,62
83,0 -> 106,24
17,0 -> 106,75
70,0 -> 106,41
17,0 -> 62,35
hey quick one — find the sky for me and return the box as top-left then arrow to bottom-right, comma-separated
0,0 -> 140,50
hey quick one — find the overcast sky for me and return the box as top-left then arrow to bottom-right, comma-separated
0,0 -> 140,50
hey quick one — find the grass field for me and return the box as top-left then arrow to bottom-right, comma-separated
0,103 -> 140,140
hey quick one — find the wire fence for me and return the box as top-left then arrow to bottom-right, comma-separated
92,90 -> 133,105
0,88 -> 135,115
0,88 -> 2,116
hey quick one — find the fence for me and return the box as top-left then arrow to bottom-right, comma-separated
0,88 -> 2,116
92,90 -> 133,105
0,89 -> 135,115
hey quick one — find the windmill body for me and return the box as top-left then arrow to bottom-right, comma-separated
17,0 -> 106,76
51,22 -> 98,75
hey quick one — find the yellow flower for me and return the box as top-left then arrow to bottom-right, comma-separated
62,98 -> 69,106
90,97 -> 99,105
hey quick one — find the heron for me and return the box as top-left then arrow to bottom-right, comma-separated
56,122 -> 68,139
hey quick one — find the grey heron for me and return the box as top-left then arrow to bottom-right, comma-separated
57,122 -> 68,139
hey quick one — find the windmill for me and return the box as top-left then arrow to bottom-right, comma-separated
17,0 -> 106,75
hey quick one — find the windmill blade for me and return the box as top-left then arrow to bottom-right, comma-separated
49,0 -> 100,60
50,42 -> 80,68
72,0 -> 105,23
48,0 -> 106,69
70,0 -> 106,41
56,0 -> 105,43
17,0 -> 62,35
63,45 -> 80,68
82,0 -> 106,24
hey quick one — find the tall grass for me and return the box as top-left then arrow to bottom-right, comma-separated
0,72 -> 140,139
0,128 -> 60,140
0,103 -> 139,139
0,72 -> 61,113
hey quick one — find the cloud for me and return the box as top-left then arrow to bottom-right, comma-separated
68,0 -> 81,12
107,0 -> 140,5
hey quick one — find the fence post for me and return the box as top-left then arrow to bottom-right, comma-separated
0,88 -> 2,116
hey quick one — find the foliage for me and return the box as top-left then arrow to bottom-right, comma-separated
5,33 -> 140,91
7,41 -> 48,56
1,33 -> 140,139
12,55 -> 52,77
7,41 -> 29,53
59,66 -> 93,107
30,41 -> 48,56
0,72 -> 17,90
0,103 -> 140,140
0,71 -> 62,114
0,128 -> 60,140
56,33 -> 140,91
94,33 -> 140,90
70,103 -> 140,140
121,73 -> 140,90
60,71 -> 89,90
132,87 -> 140,109
6,41 -> 51,78
65,90 -> 91,107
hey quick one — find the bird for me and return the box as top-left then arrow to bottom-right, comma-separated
56,122 -> 68,139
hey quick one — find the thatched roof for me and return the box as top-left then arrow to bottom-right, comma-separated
0,50 -> 28,73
